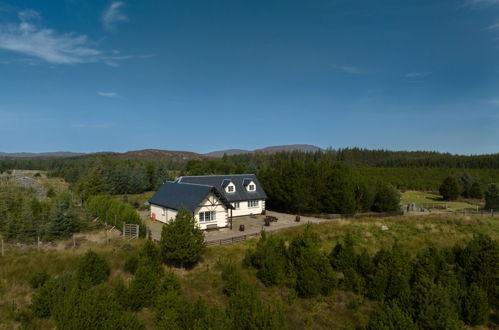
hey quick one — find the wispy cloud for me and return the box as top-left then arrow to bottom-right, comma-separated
332,65 -> 362,74
72,122 -> 115,129
467,0 -> 499,5
98,91 -> 119,98
0,9 -> 101,64
0,9 -> 139,66
102,2 -> 128,31
405,72 -> 431,78
484,22 -> 499,30
489,98 -> 499,105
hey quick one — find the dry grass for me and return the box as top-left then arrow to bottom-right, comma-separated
1,214 -> 497,329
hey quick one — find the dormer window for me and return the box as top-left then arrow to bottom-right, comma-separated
248,184 -> 255,191
224,181 -> 236,193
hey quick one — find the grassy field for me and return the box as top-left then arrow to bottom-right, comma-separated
1,213 -> 497,329
401,190 -> 482,212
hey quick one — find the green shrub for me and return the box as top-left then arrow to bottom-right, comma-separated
123,255 -> 139,274
29,271 -> 49,289
484,183 -> 499,211
288,225 -> 337,297
439,176 -> 461,201
462,283 -> 489,326
160,206 -> 206,267
76,250 -> 110,287
367,303 -> 417,330
372,183 -> 401,212
245,230 -> 291,286
127,258 -> 160,310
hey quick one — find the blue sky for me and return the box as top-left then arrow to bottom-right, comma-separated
1,0 -> 499,154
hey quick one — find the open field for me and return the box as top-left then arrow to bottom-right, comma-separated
1,213 -> 497,329
401,190 -> 482,212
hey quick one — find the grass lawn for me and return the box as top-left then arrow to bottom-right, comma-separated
2,213 -> 497,329
401,190 -> 482,212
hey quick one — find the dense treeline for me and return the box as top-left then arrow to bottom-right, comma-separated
185,152 -> 499,194
2,149 -> 499,198
0,184 -> 82,243
0,155 -> 174,196
245,228 -> 499,328
258,158 -> 400,214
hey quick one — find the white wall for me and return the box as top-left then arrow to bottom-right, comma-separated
150,204 -> 177,224
194,192 -> 228,229
231,199 -> 265,217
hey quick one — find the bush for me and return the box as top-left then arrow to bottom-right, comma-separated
288,225 -> 337,297
439,176 -> 461,201
160,206 -> 206,267
54,285 -> 144,329
372,183 -> 401,212
29,271 -> 49,289
367,303 -> 417,330
484,183 -> 499,211
127,258 -> 160,310
76,250 -> 110,287
244,230 -> 291,286
123,255 -> 139,274
462,283 -> 489,326
221,263 -> 286,330
469,182 -> 483,199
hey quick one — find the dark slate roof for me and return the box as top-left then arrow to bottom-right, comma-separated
178,174 -> 267,202
149,182 -> 232,212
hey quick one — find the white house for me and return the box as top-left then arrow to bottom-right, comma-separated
148,174 -> 267,230
149,181 -> 233,230
177,174 -> 267,217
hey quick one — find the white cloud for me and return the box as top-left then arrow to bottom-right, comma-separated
102,2 -> 128,31
0,9 -> 137,66
405,72 -> 431,78
332,65 -> 362,74
98,91 -> 119,98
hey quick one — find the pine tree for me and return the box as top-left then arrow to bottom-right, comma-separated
372,183 -> 401,212
462,283 -> 489,326
484,183 -> 499,211
76,250 -> 110,287
367,303 -> 417,330
469,182 -> 483,199
46,193 -> 80,240
439,176 -> 461,201
127,258 -> 160,310
160,206 -> 206,267
459,172 -> 474,198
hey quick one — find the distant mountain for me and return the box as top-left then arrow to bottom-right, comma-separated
0,145 -> 322,161
110,149 -> 207,161
205,144 -> 322,158
204,149 -> 251,158
0,151 -> 86,159
254,144 -> 322,154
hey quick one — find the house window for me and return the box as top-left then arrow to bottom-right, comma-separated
248,200 -> 259,208
199,211 -> 216,222
228,185 -> 235,192
233,202 -> 240,209
248,184 -> 255,191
